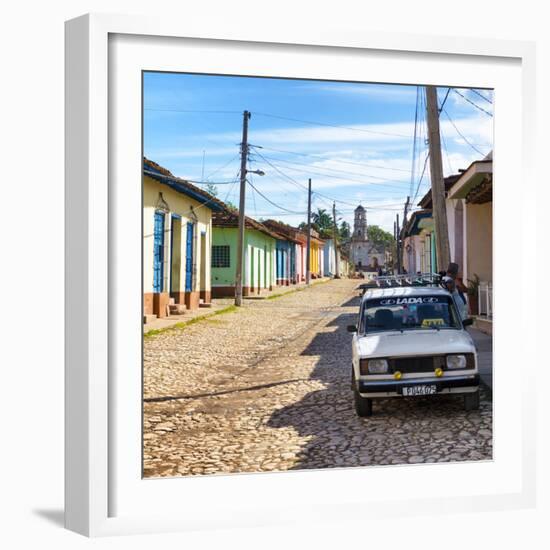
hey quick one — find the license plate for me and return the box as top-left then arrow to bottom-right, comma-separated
402,385 -> 437,396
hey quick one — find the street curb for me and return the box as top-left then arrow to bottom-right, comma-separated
144,305 -> 238,338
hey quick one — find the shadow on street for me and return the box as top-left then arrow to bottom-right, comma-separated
267,308 -> 491,471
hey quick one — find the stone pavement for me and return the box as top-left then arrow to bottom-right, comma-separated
143,279 -> 492,478
143,279 -> 329,333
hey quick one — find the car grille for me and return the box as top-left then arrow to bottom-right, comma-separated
389,356 -> 445,374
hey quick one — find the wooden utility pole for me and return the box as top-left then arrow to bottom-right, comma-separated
235,110 -> 251,306
332,202 -> 340,278
425,86 -> 450,272
396,213 -> 401,274
305,178 -> 312,285
402,196 -> 410,272
393,220 -> 397,274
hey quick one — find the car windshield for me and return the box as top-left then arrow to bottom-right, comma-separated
360,294 -> 462,333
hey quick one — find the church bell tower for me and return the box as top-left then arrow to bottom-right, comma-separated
352,205 -> 367,240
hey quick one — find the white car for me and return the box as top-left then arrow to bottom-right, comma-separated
348,285 -> 479,417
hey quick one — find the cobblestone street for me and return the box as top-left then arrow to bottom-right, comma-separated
143,278 -> 493,478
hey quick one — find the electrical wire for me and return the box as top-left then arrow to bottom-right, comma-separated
469,89 -> 493,105
412,152 -> 430,204
253,157 -> 413,192
453,89 -> 493,117
246,179 -> 305,214
410,86 -> 420,199
202,154 -> 241,181
441,108 -> 487,156
252,111 -> 412,138
251,150 -> 400,208
255,153 -> 411,184
248,145 -> 413,174
438,87 -> 451,113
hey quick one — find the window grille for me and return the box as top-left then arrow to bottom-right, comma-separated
212,245 -> 230,268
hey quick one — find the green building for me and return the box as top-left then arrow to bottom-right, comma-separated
211,209 -> 279,297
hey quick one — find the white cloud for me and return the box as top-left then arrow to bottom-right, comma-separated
311,84 -> 417,101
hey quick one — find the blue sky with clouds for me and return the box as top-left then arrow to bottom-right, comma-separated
144,72 -> 493,232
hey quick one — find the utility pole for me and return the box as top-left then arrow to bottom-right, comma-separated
235,110 -> 251,306
305,178 -> 312,285
393,220 -> 397,274
332,202 -> 340,279
425,86 -> 451,272
396,213 -> 401,274
402,196 -> 410,272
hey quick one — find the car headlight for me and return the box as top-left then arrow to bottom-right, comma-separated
367,358 -> 389,374
446,354 -> 467,369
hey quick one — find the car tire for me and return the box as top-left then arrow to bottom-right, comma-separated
352,371 -> 373,417
464,390 -> 480,411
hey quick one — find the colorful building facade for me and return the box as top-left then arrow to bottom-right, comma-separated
211,210 -> 279,297
143,159 -> 223,319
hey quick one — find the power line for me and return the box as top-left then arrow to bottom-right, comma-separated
249,144 -> 413,174
412,152 -> 430,204
410,86 -> 420,199
202,154 -> 240,181
252,156 -> 412,192
441,108 -> 487,156
440,127 -> 454,175
252,111 -> 412,138
255,153 -> 410,184
252,150 -> 403,208
188,178 -> 240,185
438,87 -> 451,113
252,153 -> 354,211
470,89 -> 493,105
246,179 -> 305,214
249,175 -> 259,218
453,89 -> 493,117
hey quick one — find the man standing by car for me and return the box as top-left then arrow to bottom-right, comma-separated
443,262 -> 468,320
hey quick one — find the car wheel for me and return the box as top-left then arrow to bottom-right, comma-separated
352,371 -> 373,417
464,391 -> 480,411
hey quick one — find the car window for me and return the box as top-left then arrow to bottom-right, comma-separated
359,295 -> 462,333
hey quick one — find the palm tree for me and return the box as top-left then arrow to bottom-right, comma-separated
311,208 -> 333,235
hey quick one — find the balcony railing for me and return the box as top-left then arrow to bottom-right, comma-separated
478,281 -> 493,319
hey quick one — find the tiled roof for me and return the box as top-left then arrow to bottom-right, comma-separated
143,158 -> 225,212
212,209 -> 282,240
261,219 -> 305,243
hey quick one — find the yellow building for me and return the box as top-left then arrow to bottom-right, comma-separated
143,159 -> 224,320
309,230 -> 325,278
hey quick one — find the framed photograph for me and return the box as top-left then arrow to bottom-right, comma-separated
65,13 -> 537,537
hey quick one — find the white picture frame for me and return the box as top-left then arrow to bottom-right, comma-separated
65,13 -> 537,537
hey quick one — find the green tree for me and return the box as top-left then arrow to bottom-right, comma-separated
367,224 -> 394,247
205,183 -> 218,197
311,208 -> 333,236
339,220 -> 351,241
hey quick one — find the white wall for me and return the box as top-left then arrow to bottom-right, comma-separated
4,2 -> 547,549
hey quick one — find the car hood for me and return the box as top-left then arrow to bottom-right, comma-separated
357,329 -> 475,358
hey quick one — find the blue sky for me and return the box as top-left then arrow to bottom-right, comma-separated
144,72 -> 493,232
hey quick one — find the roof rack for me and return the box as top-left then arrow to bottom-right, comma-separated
357,273 -> 442,291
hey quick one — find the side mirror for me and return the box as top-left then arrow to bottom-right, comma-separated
347,324 -> 357,333
462,318 -> 474,327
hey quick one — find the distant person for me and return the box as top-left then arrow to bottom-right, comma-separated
367,256 -> 382,276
